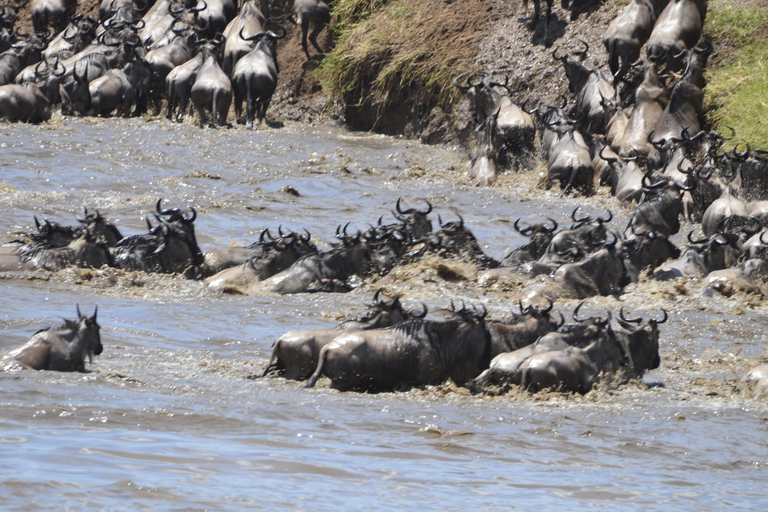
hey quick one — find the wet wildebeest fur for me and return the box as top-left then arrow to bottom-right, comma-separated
0,305 -> 102,372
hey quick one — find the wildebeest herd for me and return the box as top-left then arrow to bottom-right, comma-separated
0,0 -> 331,125
1,0 -> 767,398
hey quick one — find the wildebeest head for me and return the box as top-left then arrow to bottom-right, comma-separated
616,307 -> 665,373
621,226 -> 680,281
339,289 -> 425,331
422,213 -> 499,269
76,207 -> 123,247
501,217 -> 559,266
28,216 -> 79,247
392,197 -> 433,239
75,303 -> 103,361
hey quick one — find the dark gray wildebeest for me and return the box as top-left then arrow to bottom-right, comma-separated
293,0 -> 330,59
0,32 -> 49,86
75,207 -> 124,247
453,73 -> 536,156
42,14 -> 98,61
598,147 -> 645,204
602,0 -> 662,83
612,307 -> 664,380
553,43 -> 614,134
0,305 -> 102,372
83,56 -> 152,117
486,298 -> 564,357
621,225 -> 680,282
468,302 -> 613,391
648,45 -> 710,167
18,230 -> 114,271
645,0 -> 706,68
260,291 -> 425,380
232,27 -> 285,128
500,217 -> 558,267
625,176 -> 689,237
652,230 -> 742,280
0,82 -> 51,122
190,34 -> 231,127
413,214 -> 499,270
257,224 -> 373,294
529,208 -> 612,276
390,198 -> 433,240
166,34 -> 224,121
305,304 -> 492,391
31,0 -> 75,34
204,228 -> 317,290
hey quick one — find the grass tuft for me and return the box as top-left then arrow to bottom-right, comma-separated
319,0 -> 488,122
704,6 -> 768,149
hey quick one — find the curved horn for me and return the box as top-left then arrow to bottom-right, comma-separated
190,0 -> 207,13
573,40 -> 589,58
411,302 -> 428,319
652,309 -> 668,324
239,27 -> 263,42
538,296 -> 554,314
552,310 -> 565,329
599,146 -> 619,164
573,300 -> 588,322
544,218 -> 558,232
266,26 -> 287,40
552,47 -> 567,62
571,206 -> 589,225
687,230 -> 708,245
514,218 -> 533,236
453,72 -> 471,92
77,303 -> 82,318
619,306 -> 643,324
597,209 -> 613,224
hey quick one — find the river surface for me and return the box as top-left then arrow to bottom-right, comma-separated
0,117 -> 766,511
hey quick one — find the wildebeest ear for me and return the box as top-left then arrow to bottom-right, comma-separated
92,305 -> 98,323
76,303 -> 82,318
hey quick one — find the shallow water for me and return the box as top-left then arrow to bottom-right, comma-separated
0,117 -> 767,510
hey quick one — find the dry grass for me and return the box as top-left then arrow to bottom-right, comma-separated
320,0 -> 489,115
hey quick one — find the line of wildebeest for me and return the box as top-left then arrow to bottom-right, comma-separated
0,195 -> 767,397
0,0 -> 330,126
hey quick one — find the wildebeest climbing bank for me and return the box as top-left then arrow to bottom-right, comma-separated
0,0 -> 767,509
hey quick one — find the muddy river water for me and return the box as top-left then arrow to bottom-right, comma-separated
0,117 -> 766,510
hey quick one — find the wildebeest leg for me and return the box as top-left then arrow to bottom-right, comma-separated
167,82 -> 175,120
530,0 -> 540,29
305,345 -> 329,388
196,102 -> 208,127
544,0 -> 552,46
301,22 -> 311,58
245,81 -> 254,129
260,341 -> 280,377
233,85 -> 243,125
308,22 -> 326,55
259,98 -> 270,125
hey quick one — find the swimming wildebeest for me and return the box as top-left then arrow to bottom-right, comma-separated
0,305 -> 102,372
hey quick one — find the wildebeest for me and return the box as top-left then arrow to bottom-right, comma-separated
469,302 -> 613,390
257,225 -> 373,294
0,305 -> 102,372
19,230 -> 114,271
190,34 -> 231,127
618,61 -> 669,158
645,0 -> 707,67
204,228 -> 317,290
0,82 -> 51,122
293,0 -> 330,59
486,298 -> 564,356
261,290 -> 423,380
701,186 -> 750,236
653,230 -> 742,280
705,258 -> 765,296
470,109 -> 499,186
231,27 -> 285,128
739,364 -> 768,398
501,217 -> 558,267
305,304 -> 492,391
602,0 -> 660,83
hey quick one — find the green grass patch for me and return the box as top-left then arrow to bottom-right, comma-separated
319,0 -> 488,122
704,6 -> 768,149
